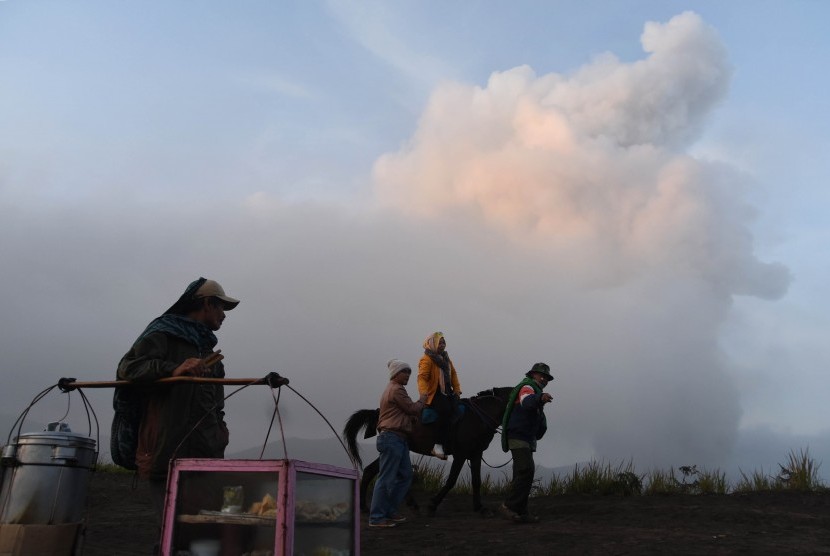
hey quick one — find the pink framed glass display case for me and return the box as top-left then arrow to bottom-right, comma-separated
160,459 -> 359,556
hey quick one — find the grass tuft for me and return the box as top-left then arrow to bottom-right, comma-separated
734,448 -> 825,493
378,447 -> 825,504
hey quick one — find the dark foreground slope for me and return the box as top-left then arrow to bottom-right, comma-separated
83,471 -> 830,555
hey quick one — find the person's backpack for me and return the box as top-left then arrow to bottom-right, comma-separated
110,386 -> 144,470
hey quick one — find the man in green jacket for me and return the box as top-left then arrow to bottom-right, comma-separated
116,277 -> 240,500
499,362 -> 554,523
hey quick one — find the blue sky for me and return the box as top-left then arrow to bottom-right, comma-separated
2,1 -> 829,477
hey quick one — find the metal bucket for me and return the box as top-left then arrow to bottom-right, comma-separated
0,424 -> 97,524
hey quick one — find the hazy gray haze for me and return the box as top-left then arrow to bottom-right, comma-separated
2,4 -> 828,481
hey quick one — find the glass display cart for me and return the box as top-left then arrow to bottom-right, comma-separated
160,459 -> 359,556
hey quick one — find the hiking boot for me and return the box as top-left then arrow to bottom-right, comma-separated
389,513 -> 407,523
498,503 -> 519,521
513,513 -> 540,524
368,519 -> 397,528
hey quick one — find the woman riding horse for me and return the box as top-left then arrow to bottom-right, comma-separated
418,331 -> 462,459
344,387 -> 512,516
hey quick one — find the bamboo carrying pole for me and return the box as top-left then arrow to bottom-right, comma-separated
57,351 -> 289,391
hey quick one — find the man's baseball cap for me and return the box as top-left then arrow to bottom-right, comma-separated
194,279 -> 240,310
164,277 -> 240,314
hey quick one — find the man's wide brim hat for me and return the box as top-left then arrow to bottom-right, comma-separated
525,362 -> 554,381
164,277 -> 240,314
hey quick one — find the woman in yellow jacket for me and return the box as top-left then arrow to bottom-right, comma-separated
417,331 -> 462,459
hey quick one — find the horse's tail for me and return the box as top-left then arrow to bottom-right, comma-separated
342,408 -> 379,469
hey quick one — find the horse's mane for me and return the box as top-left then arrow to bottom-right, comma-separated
474,386 -> 513,398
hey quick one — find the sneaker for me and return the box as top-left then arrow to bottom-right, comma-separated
368,519 -> 397,528
513,513 -> 540,524
430,445 -> 448,460
498,503 -> 519,521
389,513 -> 407,523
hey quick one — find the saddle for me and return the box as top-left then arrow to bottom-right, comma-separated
421,402 -> 465,425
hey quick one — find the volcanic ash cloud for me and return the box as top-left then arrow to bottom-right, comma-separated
373,12 -> 790,467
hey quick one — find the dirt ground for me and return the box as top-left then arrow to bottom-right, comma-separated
81,471 -> 830,555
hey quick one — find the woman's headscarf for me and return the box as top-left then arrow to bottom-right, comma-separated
423,331 -> 444,352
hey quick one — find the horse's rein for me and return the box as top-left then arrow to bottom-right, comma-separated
466,394 -> 503,431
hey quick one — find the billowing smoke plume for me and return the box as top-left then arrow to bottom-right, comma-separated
372,12 -> 790,467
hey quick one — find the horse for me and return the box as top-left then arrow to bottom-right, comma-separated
343,386 -> 513,516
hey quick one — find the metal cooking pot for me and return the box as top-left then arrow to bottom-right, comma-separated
0,423 -> 97,524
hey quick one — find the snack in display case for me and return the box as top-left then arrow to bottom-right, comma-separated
160,459 -> 359,556
292,471 -> 356,555
221,485 -> 244,513
295,500 -> 350,523
248,492 -> 277,517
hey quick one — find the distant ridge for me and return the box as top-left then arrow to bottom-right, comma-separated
228,436 -> 371,468
225,436 -> 585,485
